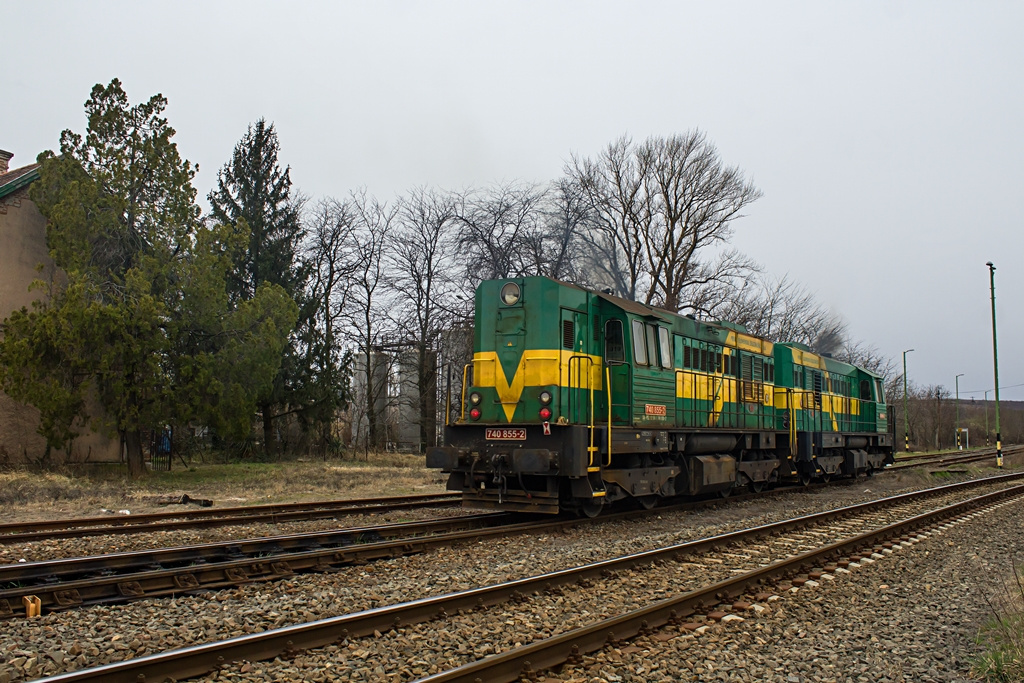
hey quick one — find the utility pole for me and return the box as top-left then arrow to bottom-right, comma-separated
902,348 -> 914,452
984,389 -> 990,446
986,262 -> 1002,468
955,373 -> 964,450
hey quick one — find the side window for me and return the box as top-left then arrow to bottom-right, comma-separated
658,327 -> 672,369
605,320 -> 624,362
874,379 -> 884,403
632,320 -> 647,365
860,379 -> 871,401
645,323 -> 658,367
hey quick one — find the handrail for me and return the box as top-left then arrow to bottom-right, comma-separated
605,366 -> 612,467
460,363 -> 471,422
566,355 -> 593,423
788,389 -> 797,455
568,355 -> 598,469
674,369 -> 687,426
675,368 -> 743,429
589,360 -> 595,462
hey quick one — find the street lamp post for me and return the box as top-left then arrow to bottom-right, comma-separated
955,373 -> 964,450
986,262 -> 1002,468
903,348 -> 914,452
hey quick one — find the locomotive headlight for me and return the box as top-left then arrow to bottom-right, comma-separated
500,282 -> 521,305
469,392 -> 482,405
539,390 -> 552,405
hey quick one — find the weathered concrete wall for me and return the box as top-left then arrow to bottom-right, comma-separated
0,184 -> 121,464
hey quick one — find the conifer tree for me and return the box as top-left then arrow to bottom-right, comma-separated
0,80 -> 296,474
208,120 -> 306,456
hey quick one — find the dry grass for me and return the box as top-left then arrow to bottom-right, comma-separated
0,470 -> 126,506
0,452 -> 448,522
973,563 -> 1024,681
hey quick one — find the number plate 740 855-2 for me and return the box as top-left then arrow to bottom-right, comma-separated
485,427 -> 527,440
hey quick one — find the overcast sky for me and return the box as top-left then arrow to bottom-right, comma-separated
4,1 -> 1022,401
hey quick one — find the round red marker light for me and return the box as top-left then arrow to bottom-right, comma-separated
470,408 -> 481,420
539,407 -> 552,420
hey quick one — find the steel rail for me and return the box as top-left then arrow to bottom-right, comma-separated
888,444 -> 1022,471
417,484 -> 1024,682
0,487 -> 769,617
0,512 -> 514,617
0,512 -> 509,583
2,471 -> 1012,618
0,493 -> 461,544
30,471 -> 1024,683
0,478 -> 856,617
891,443 -> 1022,468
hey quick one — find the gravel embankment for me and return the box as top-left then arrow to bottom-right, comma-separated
546,498 -> 1024,683
0,469 -> 1016,682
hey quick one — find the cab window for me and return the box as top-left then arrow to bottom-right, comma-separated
860,380 -> 871,401
632,320 -> 647,365
658,327 -> 672,369
605,320 -> 624,362
645,324 -> 658,366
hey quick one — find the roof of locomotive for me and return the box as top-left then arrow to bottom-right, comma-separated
478,276 -> 884,380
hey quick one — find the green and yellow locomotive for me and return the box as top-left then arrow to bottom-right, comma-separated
426,276 -> 893,515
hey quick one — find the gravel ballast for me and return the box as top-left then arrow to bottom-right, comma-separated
0,468 -> 1019,682
548,500 -> 1024,683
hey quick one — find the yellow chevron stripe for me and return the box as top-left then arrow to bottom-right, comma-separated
473,350 -> 604,422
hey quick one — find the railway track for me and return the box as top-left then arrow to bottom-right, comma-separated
28,471 -> 1024,683
0,492 -> 461,544
0,482 -> 791,618
888,443 -> 1022,471
0,478 -> 862,618
0,511 -> 513,618
0,468 -> 1007,620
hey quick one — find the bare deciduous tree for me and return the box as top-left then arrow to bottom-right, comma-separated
389,187 -> 460,451
529,178 -> 591,282
709,272 -> 843,348
669,249 -> 760,319
568,137 -> 648,299
568,131 -> 762,310
300,198 -> 359,454
346,191 -> 399,455
453,181 -> 547,283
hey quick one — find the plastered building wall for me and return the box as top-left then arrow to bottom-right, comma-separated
0,172 -> 121,464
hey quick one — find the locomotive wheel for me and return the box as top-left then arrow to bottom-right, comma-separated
581,500 -> 604,518
799,472 -> 812,487
750,480 -> 765,494
637,495 -> 658,510
821,472 -> 832,484
719,484 -> 734,499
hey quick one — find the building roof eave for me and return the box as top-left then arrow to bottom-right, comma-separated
0,165 -> 41,201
